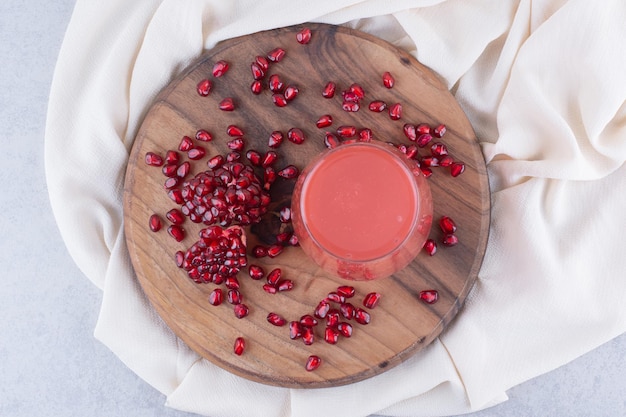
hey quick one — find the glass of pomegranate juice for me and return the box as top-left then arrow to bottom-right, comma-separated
291,140 -> 433,280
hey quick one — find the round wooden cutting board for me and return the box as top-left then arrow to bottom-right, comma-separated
123,23 -> 490,388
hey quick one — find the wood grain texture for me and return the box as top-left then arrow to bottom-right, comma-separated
123,23 -> 490,388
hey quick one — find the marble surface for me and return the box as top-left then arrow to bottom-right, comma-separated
1,0 -> 624,416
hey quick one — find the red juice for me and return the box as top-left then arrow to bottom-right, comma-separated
292,140 -> 433,280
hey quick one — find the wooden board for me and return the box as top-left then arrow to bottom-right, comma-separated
123,23 -> 490,388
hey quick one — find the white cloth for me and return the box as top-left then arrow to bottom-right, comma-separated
45,0 -> 626,416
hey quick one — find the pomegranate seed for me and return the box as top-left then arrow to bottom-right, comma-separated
439,216 -> 457,234
287,128 -> 305,144
337,286 -> 355,298
340,302 -> 355,319
279,206 -> 291,223
250,80 -> 263,94
268,74 -> 284,93
196,78 -> 212,96
368,100 -> 387,112
439,155 -> 454,167
188,147 -> 206,160
165,150 -> 179,165
277,279 -> 294,292
421,167 -> 433,178
266,268 -> 282,286
354,308 -> 371,325
226,125 -> 244,137
403,124 -> 417,141
250,62 -> 265,80
267,312 -> 287,326
233,303 -> 249,318
348,83 -> 365,100
179,136 -> 193,152
405,145 -> 419,160
207,154 -> 225,169
421,156 -> 439,167
167,225 -> 185,242
284,85 -> 299,101
363,292 -> 381,309
219,97 -> 235,111
145,152 -> 164,166
227,137 -> 245,151
275,232 -> 291,245
166,209 -> 185,225
324,327 -> 339,344
305,355 -> 321,371
164,177 -> 179,189
343,91 -> 360,103
342,101 -> 359,112
264,167 -> 276,190
423,239 -> 437,256
316,114 -> 333,128
255,55 -> 269,71
246,150 -> 262,166
327,292 -> 344,304
326,310 -> 340,327
314,300 -> 331,319
233,337 -> 245,355
442,233 -> 459,247
212,60 -> 229,77
389,103 -> 402,120
289,321 -> 302,339
272,94 -> 288,107
267,47 -> 286,62
263,284 -> 277,294
278,165 -> 299,179
262,151 -> 278,168
324,132 -> 339,149
168,189 -> 184,204
416,123 -> 431,135
300,327 -> 314,345
248,264 -> 265,280
252,245 -> 267,258
382,71 -> 395,88
225,276 -> 240,290
296,27 -> 312,44
416,133 -> 433,147
450,162 -> 465,177
226,151 -> 241,162
149,214 -> 162,232
397,144 -> 408,155
358,128 -> 373,142
267,131 -> 284,149
175,161 -> 190,178
336,125 -> 356,138
431,142 -> 448,156
208,288 -> 223,306
288,234 -> 299,246
162,163 -> 177,177
337,322 -> 353,337
419,290 -> 439,304
322,81 -> 336,98
300,315 -> 318,327
432,124 -> 447,138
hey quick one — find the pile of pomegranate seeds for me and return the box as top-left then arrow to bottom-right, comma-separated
143,26 -> 465,373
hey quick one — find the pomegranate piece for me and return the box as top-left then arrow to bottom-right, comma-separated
354,308 -> 371,325
188,146 -> 206,160
450,162 -> 465,177
250,80 -> 263,95
382,71 -> 395,88
166,208 -> 185,225
208,288 -> 223,306
278,165 -> 299,179
316,114 -> 333,128
219,97 -> 235,111
212,60 -> 229,77
233,337 -> 245,355
226,125 -> 244,137
267,312 -> 287,326
432,123 -> 447,138
296,27 -> 312,44
149,214 -> 162,232
267,47 -> 286,62
247,265 -> 264,280
439,216 -> 457,234
266,268 -> 282,286
287,128 -> 305,144
423,239 -> 437,256
324,327 -> 339,344
196,78 -> 212,96
167,225 -> 185,242
442,233 -> 459,247
289,321 -> 302,339
250,62 -> 265,80
322,81 -> 336,98
284,85 -> 299,101
363,292 -> 381,309
145,152 -> 164,166
272,94 -> 288,107
388,103 -> 402,120
305,355 -> 322,371
368,100 -> 387,112
419,290 -> 439,304
234,303 -> 249,319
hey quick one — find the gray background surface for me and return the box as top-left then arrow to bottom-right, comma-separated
1,1 -> 624,416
